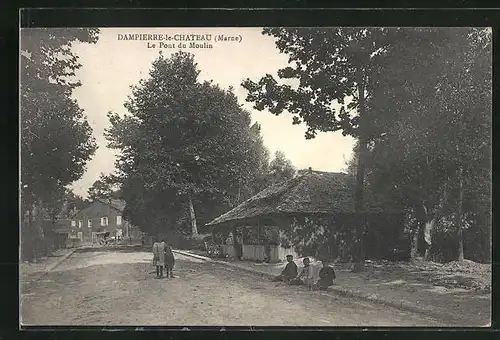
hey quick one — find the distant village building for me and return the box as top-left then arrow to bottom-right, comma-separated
206,169 -> 405,263
68,198 -> 141,244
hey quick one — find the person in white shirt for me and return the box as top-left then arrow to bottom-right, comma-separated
152,237 -> 166,278
289,257 -> 315,290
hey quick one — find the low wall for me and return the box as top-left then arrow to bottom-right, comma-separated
220,244 -> 300,263
242,244 -> 266,262
271,246 -> 300,263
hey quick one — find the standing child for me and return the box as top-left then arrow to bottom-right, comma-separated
152,237 -> 166,278
164,241 -> 175,278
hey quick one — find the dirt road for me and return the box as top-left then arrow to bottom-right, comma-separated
20,249 -> 445,326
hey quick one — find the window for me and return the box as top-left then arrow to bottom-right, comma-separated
78,220 -> 82,229
101,217 -> 108,226
88,219 -> 92,228
116,215 -> 122,226
71,220 -> 76,227
77,232 -> 83,241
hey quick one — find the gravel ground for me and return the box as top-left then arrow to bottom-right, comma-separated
20,250 -> 445,327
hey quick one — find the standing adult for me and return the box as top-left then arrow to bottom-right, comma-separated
152,237 -> 166,278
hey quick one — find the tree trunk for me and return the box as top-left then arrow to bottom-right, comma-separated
456,166 -> 464,261
352,68 -> 367,273
410,210 -> 420,259
23,204 -> 34,262
237,179 -> 241,205
423,219 -> 434,261
413,204 -> 427,258
188,196 -> 198,237
410,231 -> 419,258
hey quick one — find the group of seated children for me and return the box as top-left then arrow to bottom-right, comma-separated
272,255 -> 336,291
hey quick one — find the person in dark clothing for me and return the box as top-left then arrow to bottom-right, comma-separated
315,260 -> 336,290
164,242 -> 175,278
272,255 -> 298,283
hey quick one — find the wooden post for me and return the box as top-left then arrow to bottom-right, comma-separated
231,223 -> 239,259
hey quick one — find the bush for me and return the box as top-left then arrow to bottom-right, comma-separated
174,234 -> 212,251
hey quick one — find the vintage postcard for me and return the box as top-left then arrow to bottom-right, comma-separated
19,27 -> 492,327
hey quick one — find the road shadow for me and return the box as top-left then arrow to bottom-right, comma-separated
75,245 -> 146,254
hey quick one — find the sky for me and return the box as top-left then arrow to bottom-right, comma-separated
69,27 -> 355,198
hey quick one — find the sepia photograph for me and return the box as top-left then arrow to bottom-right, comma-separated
19,26 -> 491,327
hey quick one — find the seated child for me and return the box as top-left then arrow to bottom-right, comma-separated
315,260 -> 336,290
290,257 -> 315,290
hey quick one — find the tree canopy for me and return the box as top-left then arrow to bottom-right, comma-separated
87,173 -> 122,201
242,27 -> 397,141
20,28 -> 99,208
106,51 -> 272,236
268,150 -> 296,185
20,28 -> 99,261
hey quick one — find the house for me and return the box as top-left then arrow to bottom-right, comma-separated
68,198 -> 140,243
206,168 -> 405,263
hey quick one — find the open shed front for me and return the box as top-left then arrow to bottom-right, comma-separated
212,214 -> 299,263
210,211 -> 406,263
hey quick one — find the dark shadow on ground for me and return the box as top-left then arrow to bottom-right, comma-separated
75,245 -> 145,254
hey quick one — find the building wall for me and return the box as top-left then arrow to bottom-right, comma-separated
69,201 -> 130,242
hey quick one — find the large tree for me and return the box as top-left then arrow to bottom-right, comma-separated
20,28 -> 99,260
242,28 -> 397,271
106,51 -> 271,238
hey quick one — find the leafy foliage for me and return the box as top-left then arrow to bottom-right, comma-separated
87,173 -> 121,201
20,28 -> 99,207
267,150 -> 296,185
242,27 -> 398,140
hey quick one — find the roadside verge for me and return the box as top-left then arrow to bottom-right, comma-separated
20,247 -> 80,282
172,249 -> 490,327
